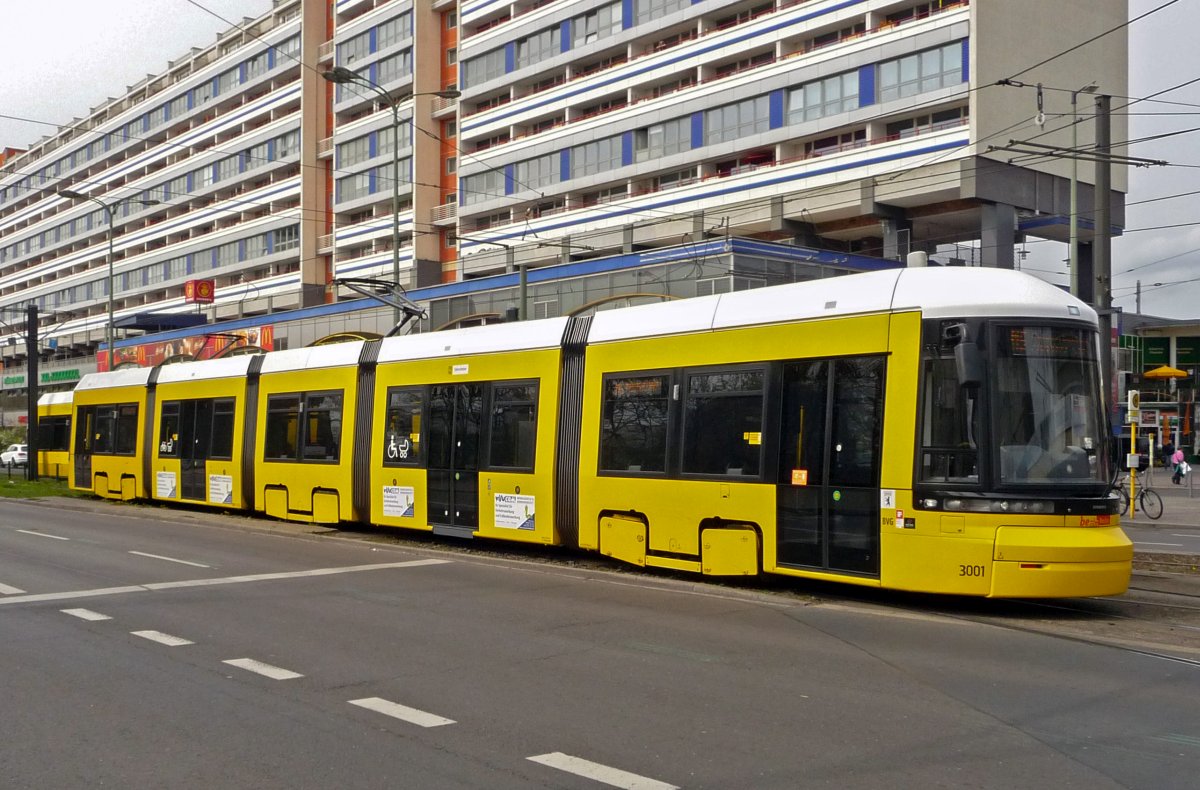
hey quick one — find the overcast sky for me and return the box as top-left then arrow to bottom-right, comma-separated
1,0 -> 1197,318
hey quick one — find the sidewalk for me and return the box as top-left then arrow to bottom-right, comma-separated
1123,467 -> 1200,529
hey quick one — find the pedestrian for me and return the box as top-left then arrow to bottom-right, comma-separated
1171,447 -> 1187,484
1163,439 -> 1174,467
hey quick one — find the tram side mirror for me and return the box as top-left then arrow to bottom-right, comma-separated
944,322 -> 983,387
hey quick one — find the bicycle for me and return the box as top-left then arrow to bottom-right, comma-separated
1116,474 -> 1163,520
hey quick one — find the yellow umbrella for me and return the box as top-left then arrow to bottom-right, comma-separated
1144,365 -> 1189,379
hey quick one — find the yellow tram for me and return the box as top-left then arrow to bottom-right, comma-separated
66,267 -> 1132,597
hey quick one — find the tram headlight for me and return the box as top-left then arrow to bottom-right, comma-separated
942,498 -> 1053,514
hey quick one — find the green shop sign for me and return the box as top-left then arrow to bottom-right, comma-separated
1142,337 -> 1170,367
1176,337 -> 1200,366
2,374 -> 24,387
41,369 -> 81,383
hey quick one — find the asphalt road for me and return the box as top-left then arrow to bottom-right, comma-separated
2,499 -> 1199,789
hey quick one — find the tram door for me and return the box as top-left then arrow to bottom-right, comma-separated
776,357 -> 884,575
427,384 -> 483,532
74,405 -> 95,485
177,400 -> 214,501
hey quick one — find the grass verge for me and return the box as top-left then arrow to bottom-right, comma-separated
0,475 -> 83,499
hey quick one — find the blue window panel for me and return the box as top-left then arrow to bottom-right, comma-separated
142,115 -> 150,132
370,27 -> 378,53
622,131 -> 634,166
266,233 -> 274,255
369,62 -> 378,83
505,164 -> 515,195
369,133 -> 378,158
560,21 -> 571,53
560,149 -> 571,181
858,64 -> 876,108
238,239 -> 246,261
162,263 -> 170,281
961,39 -> 970,83
691,112 -> 704,149
212,77 -> 220,97
622,0 -> 634,29
210,249 -> 218,269
267,140 -> 276,160
211,164 -> 219,184
186,254 -> 194,275
239,63 -> 247,83
505,42 -> 516,74
268,48 -> 275,69
186,173 -> 194,192
769,90 -> 784,130
369,169 -> 378,194
188,91 -> 195,111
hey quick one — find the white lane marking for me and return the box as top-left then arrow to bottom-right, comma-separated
61,608 -> 111,621
527,753 -> 678,790
0,559 -> 450,607
223,658 -> 303,680
1171,534 -> 1198,538
349,697 -> 456,728
132,630 -> 194,647
0,582 -> 26,595
16,529 -> 68,541
129,550 -> 211,568
1137,541 -> 1184,547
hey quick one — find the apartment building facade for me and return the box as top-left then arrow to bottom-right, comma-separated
0,0 -> 1127,377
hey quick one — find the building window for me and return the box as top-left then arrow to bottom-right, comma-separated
572,2 -> 622,48
337,135 -> 371,168
462,47 -> 506,88
462,169 -> 505,206
446,156 -> 457,174
377,123 -> 412,156
705,95 -> 770,145
376,13 -> 413,51
878,41 -> 964,103
515,153 -> 558,190
376,50 -> 412,85
634,117 -> 689,162
447,47 -> 457,66
515,26 -> 560,70
600,374 -> 671,473
337,30 -> 372,65
636,0 -> 689,24
570,135 -> 622,179
788,72 -> 859,125
273,225 -> 299,251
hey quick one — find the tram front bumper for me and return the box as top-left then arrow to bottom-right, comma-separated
990,526 -> 1133,598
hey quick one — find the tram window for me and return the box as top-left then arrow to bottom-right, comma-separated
302,392 -> 343,462
919,356 -> 980,484
159,402 -> 181,456
682,370 -> 764,476
600,373 -> 671,473
93,406 -> 116,454
490,382 -> 537,470
829,358 -> 884,487
38,416 -> 71,452
265,394 -> 301,460
210,399 -> 235,460
115,404 -> 139,455
779,360 -> 828,487
384,388 -> 423,466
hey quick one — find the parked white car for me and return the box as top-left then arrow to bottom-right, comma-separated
1,443 -> 28,467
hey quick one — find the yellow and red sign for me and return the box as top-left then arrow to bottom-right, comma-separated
184,279 -> 215,304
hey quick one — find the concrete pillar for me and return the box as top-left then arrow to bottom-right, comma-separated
980,202 -> 1016,269
881,217 -> 912,261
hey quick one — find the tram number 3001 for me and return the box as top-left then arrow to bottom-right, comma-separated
959,564 -> 986,578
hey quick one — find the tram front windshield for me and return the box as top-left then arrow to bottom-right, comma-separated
920,322 -> 1109,492
993,325 -> 1107,486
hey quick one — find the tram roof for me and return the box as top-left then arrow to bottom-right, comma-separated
75,366 -> 155,391
589,268 -> 1095,343
376,317 -> 570,364
157,355 -> 258,384
259,340 -> 366,375
38,391 -> 73,405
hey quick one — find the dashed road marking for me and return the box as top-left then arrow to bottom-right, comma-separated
61,608 -> 111,621
0,582 -> 26,595
0,559 -> 451,607
223,658 -> 303,680
349,697 -> 456,728
16,529 -> 68,541
527,752 -> 678,790
132,630 -> 194,647
1137,541 -> 1184,547
128,550 -> 211,568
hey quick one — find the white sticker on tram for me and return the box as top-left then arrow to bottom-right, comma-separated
132,630 -> 194,647
223,658 -> 303,680
349,697 -> 455,728
527,752 -> 678,790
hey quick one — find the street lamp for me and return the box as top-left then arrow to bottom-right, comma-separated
321,65 -> 459,326
1068,81 -> 1099,298
58,190 -> 160,369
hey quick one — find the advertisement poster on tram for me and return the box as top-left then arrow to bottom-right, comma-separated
99,325 -> 274,371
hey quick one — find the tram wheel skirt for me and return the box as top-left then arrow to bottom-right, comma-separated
989,560 -> 1131,598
